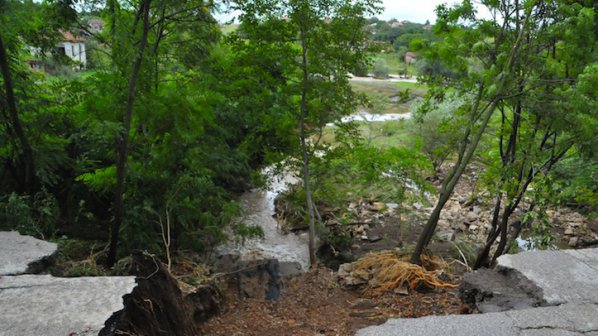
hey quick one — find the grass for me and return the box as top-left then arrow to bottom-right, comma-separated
350,79 -> 426,115
322,119 -> 413,149
370,52 -> 418,76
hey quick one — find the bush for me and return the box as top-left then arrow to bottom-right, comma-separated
373,59 -> 390,79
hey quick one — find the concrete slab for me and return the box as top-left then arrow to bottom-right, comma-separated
356,311 -> 517,336
0,274 -> 136,336
0,231 -> 58,275
497,249 -> 598,305
356,248 -> 598,335
356,304 -> 598,336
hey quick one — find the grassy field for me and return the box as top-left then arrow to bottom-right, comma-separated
371,52 -> 418,76
350,79 -> 426,114
322,119 -> 414,149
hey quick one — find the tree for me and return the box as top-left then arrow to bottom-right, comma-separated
0,0 -> 76,195
234,0 -> 380,266
410,0 -> 598,265
410,0 -> 538,264
473,2 -> 598,266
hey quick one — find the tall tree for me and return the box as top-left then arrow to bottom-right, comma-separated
473,1 -> 597,267
410,0 -> 597,265
234,0 -> 380,266
411,0 -> 535,264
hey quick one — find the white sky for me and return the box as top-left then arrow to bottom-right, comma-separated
381,0 -> 449,23
215,0 -> 490,24
381,0 -> 492,23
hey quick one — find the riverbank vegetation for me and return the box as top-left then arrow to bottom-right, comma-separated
1,0 -> 597,332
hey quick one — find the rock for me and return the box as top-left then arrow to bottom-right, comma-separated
564,227 -> 574,235
0,231 -> 58,275
279,261 -> 302,278
568,237 -> 579,247
0,274 -> 136,336
229,259 -> 282,300
438,219 -> 450,228
369,202 -> 386,211
459,223 -> 469,232
472,206 -> 482,215
368,235 -> 382,243
436,229 -> 455,242
385,203 -> 399,210
469,225 -> 479,232
394,287 -> 409,295
338,263 -> 353,278
466,212 -> 479,222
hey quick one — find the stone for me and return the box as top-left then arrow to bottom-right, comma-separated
438,219 -> 450,228
0,274 -> 136,336
564,227 -> 574,235
0,231 -> 58,275
338,263 -> 353,278
385,203 -> 399,210
459,223 -> 469,232
468,225 -> 479,232
568,237 -> 579,247
368,235 -> 382,242
369,202 -> 386,211
436,229 -> 455,242
279,261 -> 302,278
466,212 -> 479,222
472,206 -> 482,215
230,259 -> 282,300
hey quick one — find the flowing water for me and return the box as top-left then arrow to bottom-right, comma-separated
223,112 -> 412,271
218,169 -> 311,270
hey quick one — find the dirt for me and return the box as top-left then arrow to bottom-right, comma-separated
101,251 -> 221,336
199,267 -> 464,336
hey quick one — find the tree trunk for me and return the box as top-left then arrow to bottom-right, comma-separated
410,12 -> 531,264
411,97 -> 499,264
107,0 -> 151,267
299,30 -> 317,267
0,34 -> 37,195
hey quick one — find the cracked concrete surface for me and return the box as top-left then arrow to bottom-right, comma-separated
0,231 -> 58,275
356,248 -> 598,336
0,232 -> 137,336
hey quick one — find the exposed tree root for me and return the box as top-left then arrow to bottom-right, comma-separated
351,251 -> 457,296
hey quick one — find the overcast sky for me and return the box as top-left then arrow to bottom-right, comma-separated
381,0 -> 446,23
216,1 -> 488,24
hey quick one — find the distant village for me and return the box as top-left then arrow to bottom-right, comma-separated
26,18 -> 104,72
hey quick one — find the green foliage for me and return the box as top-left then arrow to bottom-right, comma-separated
0,190 -> 60,239
408,94 -> 468,171
372,58 -> 389,79
522,210 -> 555,251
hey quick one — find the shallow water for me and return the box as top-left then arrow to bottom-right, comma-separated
219,170 -> 310,271
222,112 -> 412,271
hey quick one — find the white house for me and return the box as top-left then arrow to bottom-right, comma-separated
58,31 -> 87,69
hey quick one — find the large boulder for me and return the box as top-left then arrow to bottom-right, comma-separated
0,231 -> 58,275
